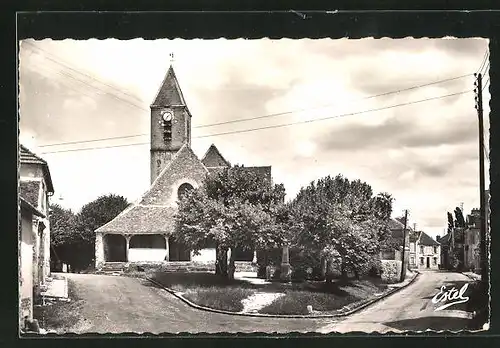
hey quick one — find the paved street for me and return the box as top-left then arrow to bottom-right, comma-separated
62,273 -> 330,334
318,270 -> 474,333
60,271 -> 474,334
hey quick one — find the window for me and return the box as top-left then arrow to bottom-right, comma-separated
433,257 -> 437,265
178,183 -> 194,200
433,246 -> 438,254
420,245 -> 424,254
410,257 -> 415,265
420,257 -> 424,265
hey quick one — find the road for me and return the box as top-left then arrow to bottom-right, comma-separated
61,271 -> 474,334
318,270 -> 474,333
62,273 -> 330,334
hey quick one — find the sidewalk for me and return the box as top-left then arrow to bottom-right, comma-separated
387,270 -> 418,290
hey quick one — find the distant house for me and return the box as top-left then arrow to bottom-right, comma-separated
414,231 -> 441,270
464,209 -> 481,271
19,145 -> 54,328
438,233 -> 452,269
380,219 -> 414,275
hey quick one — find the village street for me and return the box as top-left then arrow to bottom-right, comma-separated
58,270 -> 474,334
318,271 -> 474,333
60,273 -> 330,334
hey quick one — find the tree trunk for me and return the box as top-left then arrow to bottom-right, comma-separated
215,245 -> 228,277
228,248 -> 236,280
325,258 -> 334,283
340,262 -> 348,280
320,257 -> 327,280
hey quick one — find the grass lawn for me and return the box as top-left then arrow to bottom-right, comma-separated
152,271 -> 255,312
151,271 -> 388,315
260,279 -> 387,315
33,279 -> 83,332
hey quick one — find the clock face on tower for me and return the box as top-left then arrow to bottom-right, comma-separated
162,110 -> 173,122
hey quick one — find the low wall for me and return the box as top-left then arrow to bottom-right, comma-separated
128,248 -> 167,262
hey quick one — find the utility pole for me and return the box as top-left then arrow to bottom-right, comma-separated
474,73 -> 488,299
400,210 -> 409,282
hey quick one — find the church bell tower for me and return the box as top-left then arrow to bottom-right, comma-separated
150,64 -> 192,184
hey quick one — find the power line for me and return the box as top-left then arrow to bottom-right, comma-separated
23,41 -> 145,105
477,49 -> 489,75
39,89 -> 472,154
194,90 -> 471,139
194,73 -> 472,129
36,73 -> 473,148
483,77 -> 490,91
29,56 -> 149,113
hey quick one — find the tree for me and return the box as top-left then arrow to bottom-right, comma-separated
454,207 -> 466,228
174,165 -> 286,279
49,204 -> 78,268
289,174 -> 394,280
73,194 -> 130,270
447,212 -> 454,234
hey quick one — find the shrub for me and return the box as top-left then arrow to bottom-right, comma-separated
290,249 -> 330,281
380,260 -> 402,283
368,258 -> 383,278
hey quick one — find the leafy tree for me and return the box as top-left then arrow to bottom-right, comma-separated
49,204 -> 78,267
447,212 -> 454,234
175,165 -> 286,279
454,207 -> 466,228
73,194 -> 130,270
289,174 -> 394,280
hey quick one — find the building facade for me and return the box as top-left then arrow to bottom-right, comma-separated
414,231 -> 441,270
19,145 -> 54,328
95,65 -> 271,268
382,219 -> 441,271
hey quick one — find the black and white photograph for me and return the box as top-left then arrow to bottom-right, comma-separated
18,38 -> 491,334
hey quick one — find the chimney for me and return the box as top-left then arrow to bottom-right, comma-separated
436,235 -> 441,242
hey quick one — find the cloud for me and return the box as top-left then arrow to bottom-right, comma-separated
18,38 -> 489,240
315,107 -> 478,153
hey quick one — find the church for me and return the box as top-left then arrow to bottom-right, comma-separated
94,65 -> 272,268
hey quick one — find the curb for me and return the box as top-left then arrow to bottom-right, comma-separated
461,272 -> 481,282
146,271 -> 420,319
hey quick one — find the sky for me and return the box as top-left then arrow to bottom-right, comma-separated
18,38 -> 491,239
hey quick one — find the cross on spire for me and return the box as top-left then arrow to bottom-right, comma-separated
169,52 -> 175,64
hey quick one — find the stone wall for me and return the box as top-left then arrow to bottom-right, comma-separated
141,145 -> 207,207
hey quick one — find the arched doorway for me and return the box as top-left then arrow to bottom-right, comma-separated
104,234 -> 127,262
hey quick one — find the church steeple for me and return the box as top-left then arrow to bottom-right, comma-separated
151,65 -> 187,108
150,64 -> 192,184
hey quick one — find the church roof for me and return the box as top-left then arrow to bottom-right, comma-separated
95,204 -> 176,234
151,65 -> 187,107
201,144 -> 231,168
19,144 -> 54,194
96,144 -> 208,234
206,165 -> 272,184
